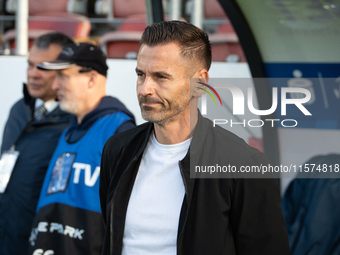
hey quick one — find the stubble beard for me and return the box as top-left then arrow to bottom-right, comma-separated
139,91 -> 191,126
59,99 -> 78,115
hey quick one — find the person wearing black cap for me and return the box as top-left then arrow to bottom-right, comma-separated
27,43 -> 136,255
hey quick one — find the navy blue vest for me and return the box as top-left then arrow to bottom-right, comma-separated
29,112 -> 131,255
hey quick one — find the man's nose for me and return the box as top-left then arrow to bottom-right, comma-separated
139,77 -> 155,96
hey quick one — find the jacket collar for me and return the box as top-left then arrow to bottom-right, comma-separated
133,122 -> 154,161
179,110 -> 207,216
23,83 -> 35,118
188,110 -> 208,157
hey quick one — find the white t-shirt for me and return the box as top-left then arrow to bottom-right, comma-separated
122,132 -> 191,255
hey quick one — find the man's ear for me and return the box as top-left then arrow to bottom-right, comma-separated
88,70 -> 98,89
191,69 -> 209,98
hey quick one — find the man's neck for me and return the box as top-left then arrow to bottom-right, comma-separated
154,107 -> 198,145
76,95 -> 105,124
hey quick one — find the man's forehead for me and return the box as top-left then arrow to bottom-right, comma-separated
140,44 -> 182,66
138,42 -> 181,56
137,44 -> 186,69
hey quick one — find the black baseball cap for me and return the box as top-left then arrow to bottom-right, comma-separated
37,43 -> 108,77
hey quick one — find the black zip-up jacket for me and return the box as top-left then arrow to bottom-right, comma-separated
100,111 -> 291,255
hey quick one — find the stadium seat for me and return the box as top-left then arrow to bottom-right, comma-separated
1,12 -> 91,54
5,0 -> 69,14
99,14 -> 146,59
97,0 -> 147,59
204,0 -> 226,19
29,0 -> 69,15
1,29 -> 53,54
99,31 -> 142,59
28,12 -> 91,37
117,14 -> 147,32
94,0 -> 145,17
6,0 -> 88,15
113,0 -> 145,18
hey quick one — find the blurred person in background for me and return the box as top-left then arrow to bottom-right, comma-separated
28,43 -> 135,255
0,32 -> 74,255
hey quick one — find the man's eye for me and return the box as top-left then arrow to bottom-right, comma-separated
137,73 -> 145,77
156,74 -> 167,79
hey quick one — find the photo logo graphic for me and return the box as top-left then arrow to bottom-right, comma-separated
197,82 -> 222,106
197,79 -> 313,128
199,82 -> 312,117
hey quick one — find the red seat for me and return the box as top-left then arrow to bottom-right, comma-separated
29,0 -> 68,15
1,29 -> 54,53
99,31 -> 142,59
117,14 -> 147,32
5,0 -> 69,15
204,0 -> 226,18
112,0 -> 146,18
98,13 -> 147,58
1,12 -> 91,54
28,12 -> 91,38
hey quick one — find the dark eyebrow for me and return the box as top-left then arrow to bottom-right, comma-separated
135,67 -> 172,80
152,71 -> 172,79
135,67 -> 143,74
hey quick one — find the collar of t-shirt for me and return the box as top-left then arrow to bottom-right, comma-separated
150,131 -> 192,153
35,98 -> 59,114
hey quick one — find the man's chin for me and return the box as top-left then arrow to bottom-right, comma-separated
141,111 -> 161,123
141,111 -> 175,126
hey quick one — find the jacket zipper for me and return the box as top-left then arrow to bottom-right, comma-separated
177,161 -> 189,254
110,154 -> 140,255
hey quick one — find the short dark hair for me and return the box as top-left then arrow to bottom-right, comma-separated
139,21 -> 212,71
33,32 -> 74,50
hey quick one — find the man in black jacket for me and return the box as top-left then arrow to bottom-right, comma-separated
0,33 -> 73,255
100,21 -> 290,255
